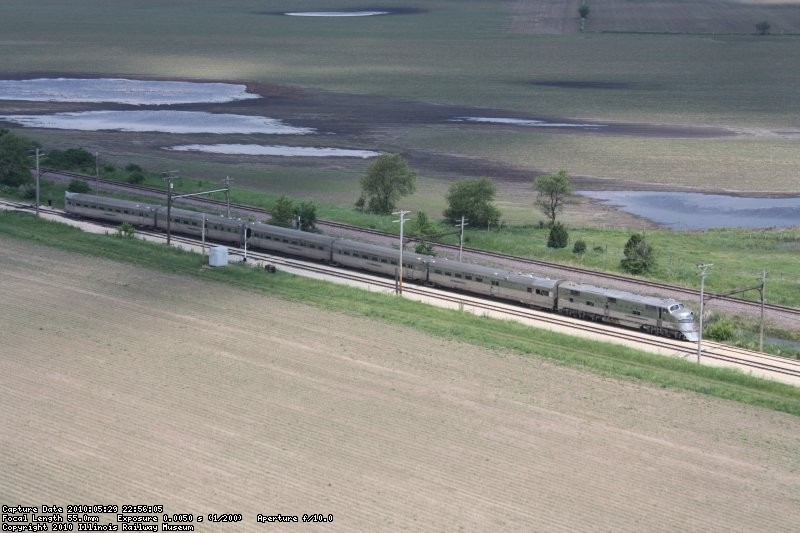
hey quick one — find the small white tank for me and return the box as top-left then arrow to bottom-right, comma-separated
208,246 -> 228,267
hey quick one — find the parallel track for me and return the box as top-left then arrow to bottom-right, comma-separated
38,169 -> 800,322
4,197 -> 800,384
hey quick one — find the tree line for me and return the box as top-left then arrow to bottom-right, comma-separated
354,153 -> 655,273
0,132 -> 654,274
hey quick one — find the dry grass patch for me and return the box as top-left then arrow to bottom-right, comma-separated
2,237 -> 800,530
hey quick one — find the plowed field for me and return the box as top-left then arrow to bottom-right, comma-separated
2,237 -> 799,531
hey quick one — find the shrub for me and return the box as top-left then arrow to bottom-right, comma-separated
67,178 -> 91,193
573,239 -> 587,254
44,148 -> 95,171
116,222 -> 135,239
127,172 -> 145,184
124,163 -> 143,172
620,233 -> 656,274
547,222 -> 569,249
415,242 -> 436,256
706,317 -> 735,342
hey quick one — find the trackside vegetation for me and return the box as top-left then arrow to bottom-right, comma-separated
1,210 -> 798,417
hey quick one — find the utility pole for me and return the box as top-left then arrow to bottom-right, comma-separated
455,215 -> 468,262
95,151 -> 99,194
697,263 -> 712,363
34,148 -> 42,216
759,270 -> 767,352
161,171 -> 179,245
393,210 -> 410,295
223,175 -> 233,217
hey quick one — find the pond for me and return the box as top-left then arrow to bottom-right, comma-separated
284,11 -> 389,17
451,116 -> 605,130
0,78 -> 258,105
579,191 -> 800,230
0,110 -> 313,134
167,144 -> 379,158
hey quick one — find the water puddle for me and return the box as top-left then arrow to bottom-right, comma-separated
580,190 -> 800,230
0,78 -> 258,105
0,110 -> 314,134
451,116 -> 606,129
284,11 -> 389,17
166,144 -> 379,158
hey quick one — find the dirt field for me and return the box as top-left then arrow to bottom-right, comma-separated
2,237 -> 799,530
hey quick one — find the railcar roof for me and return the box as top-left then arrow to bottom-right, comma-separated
333,238 -> 434,262
559,280 -> 680,307
66,192 -> 156,211
251,222 -> 336,244
433,258 -> 559,287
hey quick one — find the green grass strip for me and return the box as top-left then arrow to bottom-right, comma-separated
2,210 -> 799,416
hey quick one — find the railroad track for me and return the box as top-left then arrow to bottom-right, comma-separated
152,229 -> 800,386
38,169 -> 800,324
4,197 -> 799,385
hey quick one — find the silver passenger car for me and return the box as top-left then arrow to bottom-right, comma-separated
248,223 -> 336,261
65,192 -> 156,227
153,205 -> 243,245
429,258 -> 559,308
332,239 -> 432,281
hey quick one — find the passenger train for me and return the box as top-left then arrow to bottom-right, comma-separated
64,192 -> 699,341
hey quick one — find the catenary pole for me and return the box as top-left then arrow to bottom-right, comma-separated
697,263 -> 712,363
393,210 -> 410,295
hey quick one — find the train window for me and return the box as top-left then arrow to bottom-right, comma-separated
586,301 -> 595,307
455,273 -> 462,279
570,290 -> 580,296
465,275 -> 472,281
608,297 -> 617,304
434,269 -> 442,274
445,272 -> 452,277
632,310 -> 641,316
569,298 -> 574,303
475,277 -> 483,283
381,258 -> 387,263
527,288 -> 533,293
491,281 -> 499,286
391,260 -> 397,265
535,289 -> 547,296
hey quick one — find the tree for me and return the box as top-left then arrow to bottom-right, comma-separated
443,178 -> 501,228
620,233 -> 656,274
358,153 -> 416,215
579,1 -> 589,19
67,178 -> 91,193
411,211 -> 437,256
269,196 -> 316,231
294,200 -> 317,231
547,222 -> 569,249
269,195 -> 296,227
756,21 -> 770,35
43,147 -> 95,172
534,169 -> 573,226
0,130 -> 36,187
